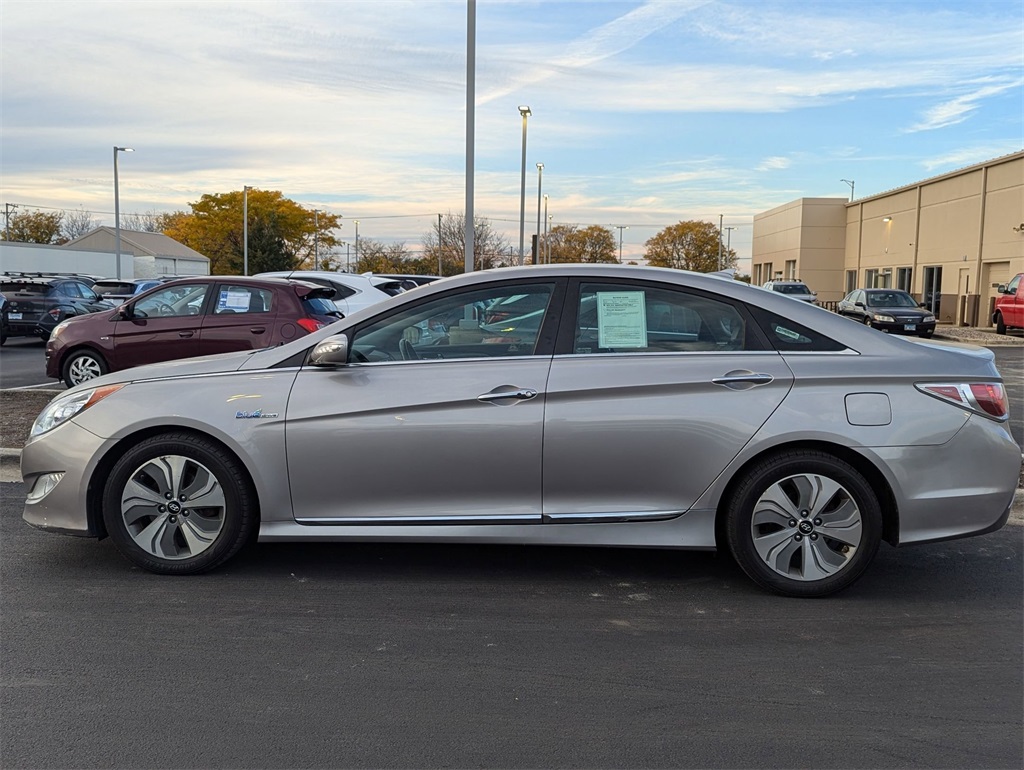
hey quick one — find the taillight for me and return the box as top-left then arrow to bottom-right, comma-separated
916,382 -> 1009,421
296,318 -> 325,334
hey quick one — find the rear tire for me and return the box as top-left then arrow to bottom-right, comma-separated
102,433 -> 257,574
724,451 -> 883,597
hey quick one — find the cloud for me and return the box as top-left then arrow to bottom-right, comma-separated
757,157 -> 791,171
906,78 -> 1024,132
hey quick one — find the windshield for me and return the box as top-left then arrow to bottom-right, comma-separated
866,291 -> 917,308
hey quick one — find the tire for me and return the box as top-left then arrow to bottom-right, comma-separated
724,451 -> 883,597
62,349 -> 108,387
102,433 -> 257,575
995,313 -> 1006,335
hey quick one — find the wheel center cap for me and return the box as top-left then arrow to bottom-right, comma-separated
798,520 -> 814,535
167,501 -> 182,514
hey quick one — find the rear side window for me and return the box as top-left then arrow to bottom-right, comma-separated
303,296 -> 339,316
571,282 -> 758,354
215,285 -> 273,314
747,307 -> 847,352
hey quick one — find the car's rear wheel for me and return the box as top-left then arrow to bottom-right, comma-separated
995,313 -> 1006,335
63,349 -> 108,387
724,451 -> 882,597
102,433 -> 256,574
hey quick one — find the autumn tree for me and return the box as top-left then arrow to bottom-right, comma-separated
644,220 -> 736,272
159,189 -> 341,274
544,224 -> 618,264
352,239 -> 413,274
420,212 -> 514,276
2,209 -> 64,244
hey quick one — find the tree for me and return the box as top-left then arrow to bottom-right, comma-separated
120,210 -> 166,233
420,212 -> 514,276
352,239 -> 412,274
159,189 -> 341,274
644,220 -> 736,272
1,209 -> 64,244
60,209 -> 98,243
545,224 -> 618,264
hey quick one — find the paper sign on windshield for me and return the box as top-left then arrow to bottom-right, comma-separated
597,291 -> 647,348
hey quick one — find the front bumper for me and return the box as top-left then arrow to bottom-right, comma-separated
21,421 -> 115,537
869,319 -> 936,336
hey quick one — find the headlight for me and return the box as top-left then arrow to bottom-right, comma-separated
873,314 -> 895,323
923,315 -> 935,323
30,384 -> 125,437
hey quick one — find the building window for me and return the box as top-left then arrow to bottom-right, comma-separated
896,267 -> 912,293
785,260 -> 797,280
845,270 -> 857,293
864,269 -> 878,288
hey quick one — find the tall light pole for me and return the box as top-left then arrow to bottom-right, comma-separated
113,146 -> 133,279
465,0 -> 476,274
613,225 -> 628,263
354,220 -> 360,268
535,163 -> 544,265
312,209 -> 319,271
841,179 -> 855,201
724,226 -> 735,269
718,213 -> 724,270
517,105 -> 531,265
543,194 -> 549,264
243,185 -> 252,276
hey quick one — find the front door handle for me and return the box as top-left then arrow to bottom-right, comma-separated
712,371 -> 774,390
477,387 -> 538,403
250,327 -> 266,334
178,331 -> 194,338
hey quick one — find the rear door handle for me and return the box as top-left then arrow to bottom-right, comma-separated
250,327 -> 266,334
477,388 -> 538,403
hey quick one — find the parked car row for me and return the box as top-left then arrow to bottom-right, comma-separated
1,272 -> 113,344
837,289 -> 936,337
20,264 -> 1020,598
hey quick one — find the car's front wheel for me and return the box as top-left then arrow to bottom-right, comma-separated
62,349 -> 108,387
102,433 -> 257,574
995,312 -> 1007,335
724,451 -> 883,597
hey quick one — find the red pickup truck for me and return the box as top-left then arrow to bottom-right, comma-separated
993,272 -> 1024,334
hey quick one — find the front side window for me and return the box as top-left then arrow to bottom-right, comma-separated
351,283 -> 556,363
133,285 -> 208,318
572,283 -> 754,354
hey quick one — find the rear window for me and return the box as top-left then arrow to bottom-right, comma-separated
774,283 -> 811,295
93,281 -> 135,295
0,282 -> 48,295
303,296 -> 340,316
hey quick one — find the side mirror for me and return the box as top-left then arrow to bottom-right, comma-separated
854,301 -> 865,308
996,284 -> 1007,294
309,334 -> 349,366
116,304 -> 133,320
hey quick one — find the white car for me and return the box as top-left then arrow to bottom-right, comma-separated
254,271 -> 405,316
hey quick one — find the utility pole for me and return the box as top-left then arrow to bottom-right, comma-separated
3,203 -> 16,241
613,225 -> 628,263
438,213 -> 443,276
313,209 -> 319,271
718,214 -> 724,270
841,179 -> 855,202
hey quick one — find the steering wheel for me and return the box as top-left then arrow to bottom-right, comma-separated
398,339 -> 420,361
154,301 -> 175,317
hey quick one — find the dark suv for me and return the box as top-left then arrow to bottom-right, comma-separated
0,273 -> 113,343
46,276 -> 342,386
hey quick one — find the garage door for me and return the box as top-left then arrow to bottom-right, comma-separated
982,261 -> 1012,327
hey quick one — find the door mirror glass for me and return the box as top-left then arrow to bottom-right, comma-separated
309,334 -> 349,366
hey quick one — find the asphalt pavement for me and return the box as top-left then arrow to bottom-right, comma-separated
1,481 -> 1022,769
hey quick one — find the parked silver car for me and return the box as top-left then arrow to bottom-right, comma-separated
762,279 -> 817,303
254,270 -> 405,315
20,265 -> 1020,596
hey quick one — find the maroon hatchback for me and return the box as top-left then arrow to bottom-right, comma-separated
46,276 -> 342,386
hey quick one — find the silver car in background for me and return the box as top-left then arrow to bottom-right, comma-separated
20,265 -> 1020,597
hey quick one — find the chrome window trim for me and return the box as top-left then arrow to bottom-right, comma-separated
555,350 -> 783,359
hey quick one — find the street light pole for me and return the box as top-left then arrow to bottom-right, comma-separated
535,163 -> 544,265
718,213 -> 724,270
840,179 -> 855,202
614,225 -> 628,263
113,146 -> 133,279
354,220 -> 360,268
313,209 -> 319,271
518,105 -> 531,265
243,185 -> 252,276
543,195 -> 549,264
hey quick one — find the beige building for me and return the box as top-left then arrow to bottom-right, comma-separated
752,150 -> 1024,327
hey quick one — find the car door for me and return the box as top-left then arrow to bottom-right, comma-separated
199,282 -> 278,356
112,283 -> 208,370
285,279 -> 564,522
541,279 -> 794,520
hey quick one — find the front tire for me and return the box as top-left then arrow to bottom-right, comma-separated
724,451 -> 882,597
995,313 -> 1007,335
102,433 -> 257,574
63,349 -> 108,387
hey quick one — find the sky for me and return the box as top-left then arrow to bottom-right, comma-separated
1,0 -> 1022,270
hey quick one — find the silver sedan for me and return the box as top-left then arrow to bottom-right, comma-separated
20,265 -> 1021,597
